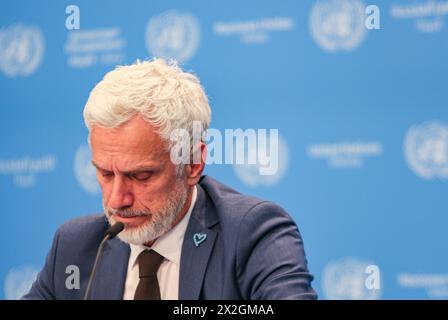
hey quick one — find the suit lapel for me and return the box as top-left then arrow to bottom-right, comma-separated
89,237 -> 130,300
179,184 -> 219,299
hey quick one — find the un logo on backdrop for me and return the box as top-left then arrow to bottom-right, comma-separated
0,24 -> 44,77
322,257 -> 382,300
4,265 -> 38,299
233,134 -> 289,187
145,11 -> 200,62
404,121 -> 448,179
309,0 -> 367,52
74,144 -> 100,195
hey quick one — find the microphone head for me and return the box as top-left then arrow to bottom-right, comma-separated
105,222 -> 125,239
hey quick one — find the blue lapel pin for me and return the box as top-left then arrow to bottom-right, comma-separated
193,233 -> 207,247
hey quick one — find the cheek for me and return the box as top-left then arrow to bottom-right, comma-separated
133,177 -> 179,210
132,185 -> 163,210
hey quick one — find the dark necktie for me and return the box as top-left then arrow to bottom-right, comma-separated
134,249 -> 165,300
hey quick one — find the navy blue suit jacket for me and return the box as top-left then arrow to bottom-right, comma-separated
23,176 -> 317,300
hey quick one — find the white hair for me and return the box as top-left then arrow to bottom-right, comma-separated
83,58 -> 211,152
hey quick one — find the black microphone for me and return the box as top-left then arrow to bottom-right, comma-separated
105,221 -> 125,239
83,222 -> 125,300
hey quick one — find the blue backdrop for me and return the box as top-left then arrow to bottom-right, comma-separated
1,0 -> 447,299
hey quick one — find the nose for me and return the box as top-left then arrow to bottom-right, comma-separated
107,175 -> 134,210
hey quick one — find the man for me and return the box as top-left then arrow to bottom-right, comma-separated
23,59 -> 317,300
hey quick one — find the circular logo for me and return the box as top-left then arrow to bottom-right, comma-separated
0,24 -> 44,77
145,11 -> 200,62
74,144 -> 100,195
404,121 -> 448,179
4,265 -> 39,300
233,134 -> 289,187
322,257 -> 381,300
310,0 -> 367,52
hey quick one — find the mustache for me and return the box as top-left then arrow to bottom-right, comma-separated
106,208 -> 151,218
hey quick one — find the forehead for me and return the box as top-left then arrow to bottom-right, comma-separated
90,115 -> 168,163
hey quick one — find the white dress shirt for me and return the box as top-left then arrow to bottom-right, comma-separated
123,186 -> 197,300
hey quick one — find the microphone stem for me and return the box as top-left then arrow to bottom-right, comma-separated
83,234 -> 111,300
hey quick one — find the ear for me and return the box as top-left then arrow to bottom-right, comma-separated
185,142 -> 206,186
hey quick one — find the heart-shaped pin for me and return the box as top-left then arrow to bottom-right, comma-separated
193,233 -> 207,247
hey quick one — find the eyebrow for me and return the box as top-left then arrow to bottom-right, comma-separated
91,161 -> 159,175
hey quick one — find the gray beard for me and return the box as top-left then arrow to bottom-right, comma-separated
104,182 -> 189,246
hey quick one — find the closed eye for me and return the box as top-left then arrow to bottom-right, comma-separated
100,170 -> 114,177
130,171 -> 153,182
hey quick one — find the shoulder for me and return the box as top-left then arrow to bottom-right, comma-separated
199,175 -> 295,228
55,214 -> 109,247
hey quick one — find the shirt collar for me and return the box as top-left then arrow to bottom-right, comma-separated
129,185 -> 197,267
